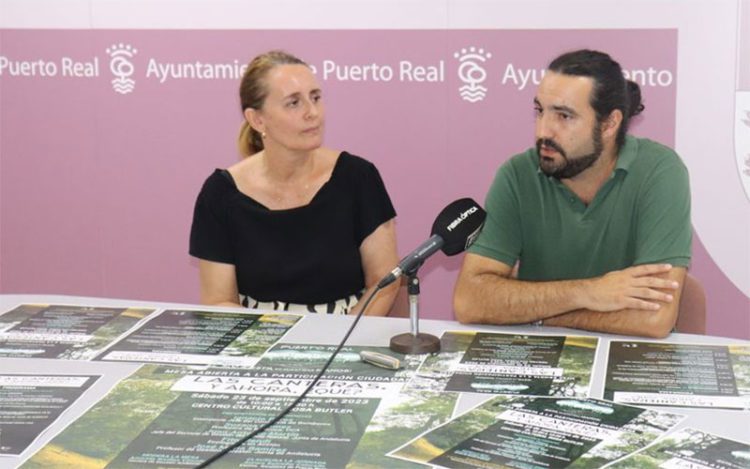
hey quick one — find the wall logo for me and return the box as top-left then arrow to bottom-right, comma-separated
106,44 -> 137,94
454,47 -> 491,103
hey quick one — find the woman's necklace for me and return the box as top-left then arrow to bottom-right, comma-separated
264,154 -> 317,208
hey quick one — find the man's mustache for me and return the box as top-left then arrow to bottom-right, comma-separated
536,138 -> 566,158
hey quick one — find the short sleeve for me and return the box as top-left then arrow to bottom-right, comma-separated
468,161 -> 523,267
352,158 -> 396,244
189,171 -> 235,264
634,158 -> 692,267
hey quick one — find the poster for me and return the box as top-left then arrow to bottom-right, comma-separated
391,396 -> 685,469
406,331 -> 598,398
609,428 -> 750,469
0,374 -> 99,455
604,341 -> 750,409
0,304 -> 154,360
96,309 -> 302,367
253,344 -> 459,469
345,386 -> 459,469
21,343 -> 449,468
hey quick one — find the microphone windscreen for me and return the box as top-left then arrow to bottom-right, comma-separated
431,198 -> 486,256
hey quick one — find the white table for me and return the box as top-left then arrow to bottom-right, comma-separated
0,294 -> 748,468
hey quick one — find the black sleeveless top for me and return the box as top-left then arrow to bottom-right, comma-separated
189,152 -> 396,305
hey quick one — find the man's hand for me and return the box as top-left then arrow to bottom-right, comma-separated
546,264 -> 686,337
578,263 -> 680,312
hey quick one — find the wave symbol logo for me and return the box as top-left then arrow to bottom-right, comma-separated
454,47 -> 491,103
106,44 -> 138,94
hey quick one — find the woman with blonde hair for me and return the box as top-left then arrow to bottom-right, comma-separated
190,50 -> 399,315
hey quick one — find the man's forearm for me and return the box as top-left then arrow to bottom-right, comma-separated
543,307 -> 676,338
454,263 -> 682,328
454,274 -> 588,324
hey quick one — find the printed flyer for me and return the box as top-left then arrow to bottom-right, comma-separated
604,341 -> 750,409
405,330 -> 598,398
96,309 -> 302,367
390,396 -> 685,469
253,344 -> 460,469
0,374 -> 99,455
0,304 -> 154,360
609,428 -> 750,469
345,386 -> 459,469
21,343 -> 452,468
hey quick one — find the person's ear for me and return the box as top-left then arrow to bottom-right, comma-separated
601,109 -> 623,140
244,108 -> 265,135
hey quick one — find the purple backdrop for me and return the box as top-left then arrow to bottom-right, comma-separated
1,29 -> 747,338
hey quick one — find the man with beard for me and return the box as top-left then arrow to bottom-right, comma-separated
453,50 -> 691,338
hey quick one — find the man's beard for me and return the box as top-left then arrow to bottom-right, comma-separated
537,123 -> 604,179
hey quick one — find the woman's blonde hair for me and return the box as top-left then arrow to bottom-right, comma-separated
238,50 -> 308,157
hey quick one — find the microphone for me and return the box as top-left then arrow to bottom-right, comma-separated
384,198 -> 486,355
377,198 -> 486,289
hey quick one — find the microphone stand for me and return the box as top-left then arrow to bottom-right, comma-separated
389,266 -> 441,354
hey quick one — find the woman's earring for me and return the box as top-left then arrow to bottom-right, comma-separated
261,131 -> 267,139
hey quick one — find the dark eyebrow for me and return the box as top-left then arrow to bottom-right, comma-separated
534,97 -> 578,116
551,105 -> 578,116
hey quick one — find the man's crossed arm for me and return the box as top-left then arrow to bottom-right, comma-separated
453,253 -> 685,338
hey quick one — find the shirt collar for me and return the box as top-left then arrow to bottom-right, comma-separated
614,135 -> 637,173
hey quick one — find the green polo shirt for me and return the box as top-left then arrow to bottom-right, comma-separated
469,136 -> 691,281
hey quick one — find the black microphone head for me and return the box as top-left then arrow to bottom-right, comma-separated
431,198 -> 486,256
